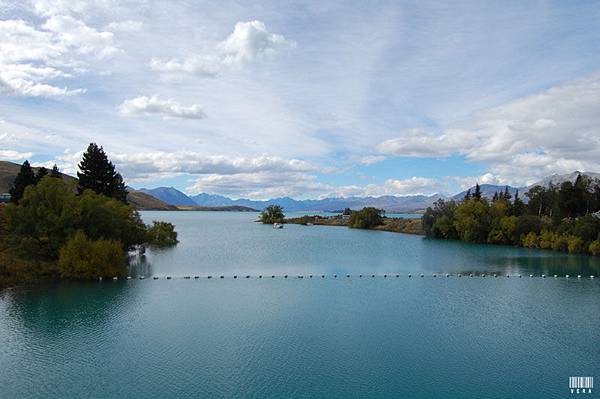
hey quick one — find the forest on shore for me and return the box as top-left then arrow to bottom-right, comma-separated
0,143 -> 178,287
423,175 -> 600,255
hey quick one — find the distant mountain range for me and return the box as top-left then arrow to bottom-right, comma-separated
138,171 -> 600,212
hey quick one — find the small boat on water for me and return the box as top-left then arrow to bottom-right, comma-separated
273,223 -> 284,229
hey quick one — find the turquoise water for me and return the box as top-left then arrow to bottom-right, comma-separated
1,211 -> 599,398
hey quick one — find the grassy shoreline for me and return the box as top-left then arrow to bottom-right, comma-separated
284,216 -> 424,235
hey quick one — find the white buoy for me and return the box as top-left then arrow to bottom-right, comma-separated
99,277 -> 103,281
271,275 -> 275,278
233,275 -> 237,279
446,273 -> 450,277
408,274 -> 412,278
284,275 -> 288,278
371,274 -> 375,278
566,274 -> 570,278
518,274 -> 522,278
470,274 -> 473,277
127,276 -> 132,280
458,274 -> 462,277
359,274 -> 363,278
259,275 -> 262,278
433,274 -> 437,277
333,274 -> 337,278
245,275 -> 250,278
591,275 -> 595,279
309,275 -> 313,278
298,275 -> 303,279
322,275 -> 325,278
166,276 -> 172,280
420,274 -> 424,278
220,275 -> 224,279
529,274 -> 533,278
482,274 -> 486,277
541,274 -> 545,278
207,276 -> 212,279
139,276 -> 145,280
113,276 -> 118,281
493,274 -> 497,278
153,276 -> 159,280
554,274 -> 558,278
506,274 -> 510,278
577,275 -> 581,279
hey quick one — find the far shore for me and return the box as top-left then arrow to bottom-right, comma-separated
284,215 -> 425,235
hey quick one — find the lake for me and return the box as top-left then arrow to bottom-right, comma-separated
1,211 -> 599,398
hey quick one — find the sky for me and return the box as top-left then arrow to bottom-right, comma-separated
1,0 -> 600,199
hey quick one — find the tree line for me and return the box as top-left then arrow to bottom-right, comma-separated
1,143 -> 178,286
422,176 -> 600,255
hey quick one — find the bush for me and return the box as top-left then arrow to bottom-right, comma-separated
454,199 -> 490,243
58,231 -> 126,280
146,221 -> 178,247
539,230 -> 555,249
588,240 -> 600,255
521,232 -> 539,248
260,205 -> 284,224
551,234 -> 569,252
348,207 -> 383,229
566,235 -> 584,254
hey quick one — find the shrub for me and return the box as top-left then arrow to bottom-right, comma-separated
58,231 -> 126,280
521,232 -> 539,248
551,234 -> 569,252
566,235 -> 584,254
260,205 -> 284,224
348,207 -> 384,229
588,240 -> 600,256
146,221 -> 178,247
539,230 -> 555,249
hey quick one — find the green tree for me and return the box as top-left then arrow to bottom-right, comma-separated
50,164 -> 61,178
260,205 -> 285,224
9,160 -> 36,203
77,143 -> 128,202
510,190 -> 525,216
58,231 -> 126,280
146,221 -> 178,247
348,207 -> 383,229
473,183 -> 482,200
454,198 -> 490,242
34,166 -> 48,183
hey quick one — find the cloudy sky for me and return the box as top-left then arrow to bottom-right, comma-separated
1,0 -> 600,199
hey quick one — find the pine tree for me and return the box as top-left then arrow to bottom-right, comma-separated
77,143 -> 128,202
511,190 -> 525,216
473,183 -> 482,200
464,189 -> 471,201
503,186 -> 511,201
50,164 -> 61,178
35,166 -> 48,183
9,160 -> 36,203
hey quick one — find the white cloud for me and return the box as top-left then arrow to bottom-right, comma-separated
360,155 -> 386,165
105,20 -> 143,32
150,20 -> 294,77
327,177 -> 443,198
149,56 -> 220,78
118,95 -> 207,119
41,15 -> 119,58
217,20 -> 296,65
0,15 -> 118,97
377,71 -> 600,186
0,149 -> 33,160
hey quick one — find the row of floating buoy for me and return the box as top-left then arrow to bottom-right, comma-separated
101,274 -> 596,281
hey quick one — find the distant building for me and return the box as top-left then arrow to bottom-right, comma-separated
0,193 -> 10,203
592,210 -> 600,220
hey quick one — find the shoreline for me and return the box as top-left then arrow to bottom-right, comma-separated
284,216 -> 425,235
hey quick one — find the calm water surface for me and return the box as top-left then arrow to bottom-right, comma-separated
1,211 -> 598,398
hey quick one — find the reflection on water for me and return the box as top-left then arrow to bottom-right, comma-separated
137,211 -> 600,277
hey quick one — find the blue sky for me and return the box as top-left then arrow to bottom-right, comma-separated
1,0 -> 600,199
